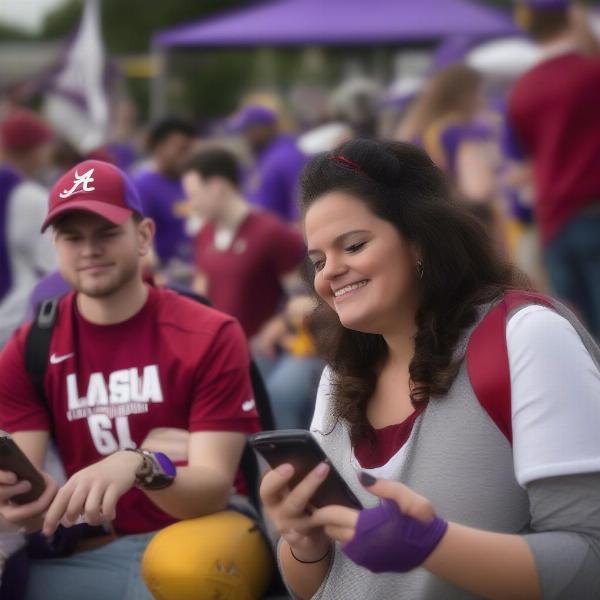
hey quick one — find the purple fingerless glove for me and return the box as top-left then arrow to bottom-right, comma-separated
342,499 -> 448,573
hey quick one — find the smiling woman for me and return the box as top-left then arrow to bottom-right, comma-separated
258,139 -> 600,600
306,192 -> 419,346
302,140 -> 519,435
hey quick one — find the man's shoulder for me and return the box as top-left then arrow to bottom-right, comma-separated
517,52 -> 597,84
244,211 -> 301,246
131,168 -> 162,190
265,135 -> 303,163
246,209 -> 295,233
153,287 -> 239,338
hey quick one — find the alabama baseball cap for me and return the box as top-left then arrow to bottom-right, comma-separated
0,108 -> 53,152
227,105 -> 277,133
41,159 -> 144,232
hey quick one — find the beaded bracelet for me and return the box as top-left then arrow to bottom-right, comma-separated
289,543 -> 332,564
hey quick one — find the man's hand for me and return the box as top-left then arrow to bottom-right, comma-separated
251,315 -> 289,359
0,470 -> 59,533
42,450 -> 143,536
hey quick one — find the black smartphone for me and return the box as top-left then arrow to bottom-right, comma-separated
250,429 -> 363,510
0,431 -> 46,504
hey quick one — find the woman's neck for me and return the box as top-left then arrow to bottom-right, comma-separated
383,329 -> 417,368
381,301 -> 419,367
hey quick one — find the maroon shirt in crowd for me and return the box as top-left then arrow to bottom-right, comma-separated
507,52 -> 600,245
195,211 -> 306,337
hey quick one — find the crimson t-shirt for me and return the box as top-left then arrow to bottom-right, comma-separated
195,211 -> 306,337
0,286 -> 260,534
507,52 -> 600,245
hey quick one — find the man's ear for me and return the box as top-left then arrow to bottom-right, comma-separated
137,218 -> 156,257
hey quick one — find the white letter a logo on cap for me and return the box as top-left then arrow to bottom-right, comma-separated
59,168 -> 96,199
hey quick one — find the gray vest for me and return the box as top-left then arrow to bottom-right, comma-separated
306,300 -> 600,600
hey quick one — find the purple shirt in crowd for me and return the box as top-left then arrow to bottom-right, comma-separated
28,270 -> 71,319
243,134 -> 306,222
0,167 -> 22,302
106,142 -> 138,173
132,169 -> 193,265
438,121 -> 491,179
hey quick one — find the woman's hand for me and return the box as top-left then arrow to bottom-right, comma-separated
310,471 -> 435,543
259,462 -> 333,561
310,473 -> 447,574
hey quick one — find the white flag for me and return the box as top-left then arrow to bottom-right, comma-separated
43,0 -> 110,153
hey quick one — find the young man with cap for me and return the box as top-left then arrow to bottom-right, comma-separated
229,104 -> 306,223
0,108 -> 55,348
507,0 -> 600,338
0,160 -> 272,599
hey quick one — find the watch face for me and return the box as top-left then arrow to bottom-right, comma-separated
153,452 -> 177,477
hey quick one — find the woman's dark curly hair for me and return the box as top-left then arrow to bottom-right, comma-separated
301,139 -> 527,444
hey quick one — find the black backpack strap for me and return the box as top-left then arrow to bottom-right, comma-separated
249,360 -> 275,431
25,297 -> 60,403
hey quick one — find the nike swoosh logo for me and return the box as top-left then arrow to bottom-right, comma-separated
242,399 -> 256,413
50,353 -> 74,365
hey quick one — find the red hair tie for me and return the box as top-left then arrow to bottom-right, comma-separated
329,155 -> 366,175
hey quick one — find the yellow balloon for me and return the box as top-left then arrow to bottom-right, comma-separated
142,511 -> 273,600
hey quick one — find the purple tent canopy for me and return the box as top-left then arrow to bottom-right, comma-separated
154,0 -> 517,48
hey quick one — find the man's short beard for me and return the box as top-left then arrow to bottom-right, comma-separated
74,261 -> 139,299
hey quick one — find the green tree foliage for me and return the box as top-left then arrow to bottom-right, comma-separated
0,24 -> 35,41
41,0 -> 246,53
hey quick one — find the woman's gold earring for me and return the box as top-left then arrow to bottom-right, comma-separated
416,260 -> 424,280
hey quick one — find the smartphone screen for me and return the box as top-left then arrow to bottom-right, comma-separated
250,430 -> 363,509
0,431 -> 47,504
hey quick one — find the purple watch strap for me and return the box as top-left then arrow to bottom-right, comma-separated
342,499 -> 448,573
152,451 -> 176,477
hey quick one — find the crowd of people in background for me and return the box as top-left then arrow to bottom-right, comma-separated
0,0 -> 599,598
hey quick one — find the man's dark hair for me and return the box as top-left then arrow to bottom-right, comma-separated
519,6 -> 570,42
147,117 -> 196,152
183,146 -> 241,188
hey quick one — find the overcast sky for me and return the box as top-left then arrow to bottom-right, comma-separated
0,0 -> 68,32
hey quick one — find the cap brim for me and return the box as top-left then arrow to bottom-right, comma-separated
41,200 -> 133,233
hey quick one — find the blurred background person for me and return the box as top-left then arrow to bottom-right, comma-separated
106,97 -> 140,173
181,145 -> 315,429
396,64 -> 501,217
396,62 -> 507,252
0,108 -> 55,348
132,116 -> 197,287
507,0 -> 600,338
330,76 -> 382,139
228,104 -> 306,224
